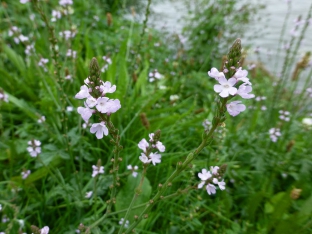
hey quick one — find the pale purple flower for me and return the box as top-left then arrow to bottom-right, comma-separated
226,101 -> 246,116
66,49 -> 77,58
138,139 -> 149,152
214,77 -> 237,98
59,30 -> 76,40
269,128 -> 281,142
208,67 -> 225,81
206,183 -> 216,195
25,44 -> 35,55
59,0 -> 73,6
103,56 -> 112,64
90,122 -> 109,139
100,81 -> 116,94
210,166 -> 219,175
213,178 -> 226,190
237,84 -> 255,99
40,226 -> 49,234
19,35 -> 29,42
75,85 -> 90,99
38,58 -> 49,72
279,110 -> 290,122
86,97 -> 97,108
20,0 -> 29,3
198,169 -> 212,181
148,133 -> 154,141
105,99 -> 121,114
202,119 -> 211,130
0,92 -> 9,102
27,140 -> 41,157
149,69 -> 163,82
127,165 -> 139,177
149,152 -> 161,165
139,153 -> 150,164
21,170 -> 31,179
233,68 -> 251,85
156,141 -> 165,152
66,106 -> 74,112
85,191 -> 93,198
92,165 -> 104,177
95,97 -> 109,113
169,95 -> 179,101
77,106 -> 93,122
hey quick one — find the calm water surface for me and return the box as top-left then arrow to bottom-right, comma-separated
151,0 -> 312,75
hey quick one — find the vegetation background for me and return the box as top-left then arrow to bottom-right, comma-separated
0,0 -> 312,233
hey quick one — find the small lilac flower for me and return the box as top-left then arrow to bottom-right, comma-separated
105,99 -> 121,114
139,153 -> 150,164
156,141 -> 165,152
210,166 -> 219,175
40,226 -> 49,234
20,0 -> 29,3
95,97 -> 110,113
149,69 -> 163,82
66,106 -> 74,112
237,84 -> 255,99
213,178 -> 226,190
149,152 -> 161,165
66,49 -> 77,58
75,85 -> 90,99
51,10 -> 62,22
85,191 -> 93,198
21,170 -> 31,179
207,67 -> 225,81
269,128 -> 281,142
100,81 -> 116,94
90,122 -> 109,139
92,165 -> 104,177
206,183 -> 217,195
77,106 -> 93,122
279,110 -> 290,122
148,133 -> 154,141
59,0 -> 73,6
214,77 -> 237,98
86,97 -> 97,108
59,30 -> 76,40
202,119 -> 211,130
127,165 -> 139,177
226,101 -> 246,116
25,44 -> 35,55
138,139 -> 149,152
198,169 -> 212,181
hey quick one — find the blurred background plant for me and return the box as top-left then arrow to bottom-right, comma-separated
0,0 -> 312,233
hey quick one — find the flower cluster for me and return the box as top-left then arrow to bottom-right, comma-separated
75,73 -> 121,139
138,132 -> 165,166
66,49 -> 77,58
269,128 -> 281,142
38,58 -> 49,72
149,69 -> 163,82
279,110 -> 290,122
85,191 -> 93,198
198,166 -> 226,195
208,67 -> 255,116
59,30 -> 76,40
59,0 -> 73,6
27,140 -> 41,157
51,10 -> 62,22
119,218 -> 129,228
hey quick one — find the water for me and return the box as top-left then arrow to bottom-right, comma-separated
150,0 -> 312,76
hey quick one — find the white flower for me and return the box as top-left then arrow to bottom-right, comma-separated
21,170 -> 31,179
269,128 -> 281,142
75,85 -> 90,99
0,92 -> 9,102
302,117 -> 312,126
210,166 -> 219,175
214,77 -> 237,98
138,139 -> 149,152
77,106 -> 93,122
149,152 -> 161,165
20,0 -> 29,3
208,67 -> 225,81
169,95 -> 179,101
66,49 -> 77,58
213,178 -> 226,190
92,165 -> 104,177
90,122 -> 109,139
127,165 -> 139,177
119,218 -> 129,228
19,35 -> 29,42
51,10 -> 62,22
156,141 -> 165,152
198,169 -> 212,181
237,84 -> 255,99
95,97 -> 109,113
40,226 -> 50,234
226,101 -> 246,116
139,153 -> 150,164
100,81 -> 116,94
85,191 -> 93,198
66,106 -> 74,112
59,0 -> 73,6
206,183 -> 216,195
38,116 -> 46,123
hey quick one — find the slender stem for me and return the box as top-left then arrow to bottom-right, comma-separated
118,166 -> 147,233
